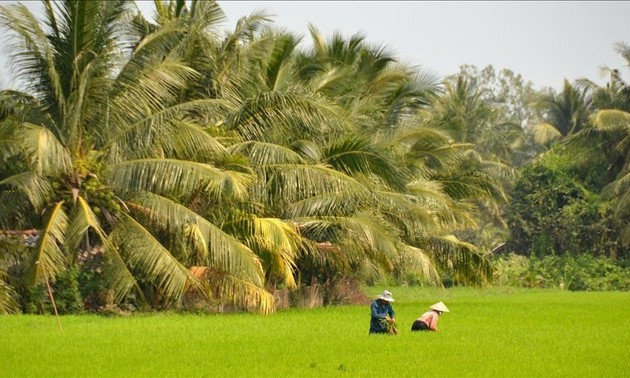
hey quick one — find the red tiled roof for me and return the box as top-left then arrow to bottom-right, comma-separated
0,229 -> 39,236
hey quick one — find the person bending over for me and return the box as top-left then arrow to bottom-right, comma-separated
411,302 -> 449,332
369,290 -> 396,335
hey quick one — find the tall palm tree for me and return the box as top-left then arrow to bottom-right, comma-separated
190,21 -> 448,286
248,26 -> 493,285
587,109 -> 630,245
565,42 -> 630,249
427,74 -> 521,253
577,42 -> 630,113
0,0 -> 272,312
530,80 -> 592,147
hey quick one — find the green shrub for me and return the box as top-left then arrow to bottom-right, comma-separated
19,266 -> 84,314
77,252 -> 110,311
20,285 -> 48,314
53,265 -> 83,314
493,253 -> 630,291
505,147 -> 626,261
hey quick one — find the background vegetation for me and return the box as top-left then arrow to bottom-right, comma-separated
0,0 -> 628,316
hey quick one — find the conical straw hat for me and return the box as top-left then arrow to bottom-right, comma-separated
430,301 -> 449,312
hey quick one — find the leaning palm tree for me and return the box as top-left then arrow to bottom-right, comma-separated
130,3 -> 496,292
229,25 -> 492,286
0,0 -> 272,312
188,22 -> 430,287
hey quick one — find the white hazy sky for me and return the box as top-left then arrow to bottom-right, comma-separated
1,1 -> 630,91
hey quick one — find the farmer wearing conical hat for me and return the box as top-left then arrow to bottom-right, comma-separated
369,290 -> 397,335
411,301 -> 449,332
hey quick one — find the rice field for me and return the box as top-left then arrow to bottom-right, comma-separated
1,287 -> 628,377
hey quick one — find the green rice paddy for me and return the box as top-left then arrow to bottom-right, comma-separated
1,287 -> 628,377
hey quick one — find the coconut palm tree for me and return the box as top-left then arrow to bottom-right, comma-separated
577,42 -> 630,114
181,21 -> 440,287
236,26 -> 493,285
530,80 -> 592,147
565,42 -> 630,250
425,74 -> 520,255
123,3 -> 497,292
0,0 -> 273,312
586,109 -> 630,244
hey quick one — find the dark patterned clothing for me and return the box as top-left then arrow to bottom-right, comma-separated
369,299 -> 395,334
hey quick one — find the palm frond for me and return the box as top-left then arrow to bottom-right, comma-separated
18,122 -> 72,175
289,139 -> 322,162
0,270 -> 20,314
228,140 -> 306,166
212,10 -> 273,87
294,216 -> 393,270
127,192 -> 265,286
614,188 -> 630,220
251,31 -> 301,92
182,222 -> 209,260
424,234 -> 491,285
102,98 -> 232,159
285,191 -> 367,218
530,122 -> 563,146
0,190 -> 37,229
589,109 -> 630,131
251,217 -> 300,288
392,126 -> 470,170
109,52 -> 199,128
478,158 -> 519,185
212,274 -> 275,314
330,213 -> 401,264
264,163 -> 370,205
373,188 -> 443,235
111,213 -> 201,303
160,118 -> 230,161
400,244 -> 441,285
225,91 -> 350,141
614,41 -> 630,64
429,199 -> 479,231
620,222 -> 630,247
66,196 -> 139,301
614,171 -> 630,197
224,10 -> 271,48
118,12 -> 185,65
322,135 -> 407,190
107,158 -> 252,200
0,90 -> 57,131
0,3 -> 65,116
29,201 -> 67,285
306,66 -> 349,94
439,169 -> 506,203
0,171 -> 52,211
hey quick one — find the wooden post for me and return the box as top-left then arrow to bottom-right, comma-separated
43,270 -> 63,333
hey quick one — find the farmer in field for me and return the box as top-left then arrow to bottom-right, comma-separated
369,290 -> 397,335
411,301 -> 449,332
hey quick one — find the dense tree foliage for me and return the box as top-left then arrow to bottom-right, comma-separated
506,44 -> 630,264
0,0 -> 506,314
0,0 -> 271,313
0,0 -> 627,314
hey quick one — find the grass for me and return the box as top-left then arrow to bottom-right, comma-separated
1,286 -> 629,377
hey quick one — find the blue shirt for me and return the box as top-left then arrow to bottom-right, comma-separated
369,299 -> 395,334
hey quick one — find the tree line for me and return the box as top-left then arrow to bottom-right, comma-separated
0,0 -> 627,315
